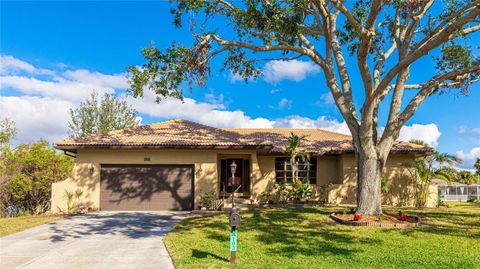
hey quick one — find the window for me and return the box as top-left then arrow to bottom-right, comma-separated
275,157 -> 317,184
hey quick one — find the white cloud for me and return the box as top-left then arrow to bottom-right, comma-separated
0,55 -> 129,143
0,96 -> 73,144
125,91 -> 275,128
456,147 -> 480,169
0,75 -> 116,102
0,55 -> 54,75
0,55 -> 445,154
457,125 -> 480,145
263,60 -> 320,83
397,123 -> 442,147
56,62 -> 68,69
315,92 -> 335,107
320,92 -> 335,105
270,88 -> 280,94
458,125 -> 468,134
229,71 -> 244,83
204,91 -> 226,108
273,115 -> 350,134
278,98 -> 293,109
0,56 -> 127,103
62,69 -> 128,90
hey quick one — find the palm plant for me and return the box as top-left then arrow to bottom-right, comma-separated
282,132 -> 310,183
474,158 -> 480,176
407,140 -> 461,207
281,133 -> 313,202
64,189 -> 83,214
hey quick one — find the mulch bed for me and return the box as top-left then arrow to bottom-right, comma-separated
330,212 -> 421,228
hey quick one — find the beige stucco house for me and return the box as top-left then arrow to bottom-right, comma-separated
52,119 -> 436,212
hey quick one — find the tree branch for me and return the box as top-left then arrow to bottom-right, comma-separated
402,0 -> 435,47
374,5 -> 480,102
196,33 -> 328,68
357,0 -> 381,99
329,0 -> 369,35
325,8 -> 358,121
398,67 -> 480,127
378,65 -> 480,154
217,0 -> 236,10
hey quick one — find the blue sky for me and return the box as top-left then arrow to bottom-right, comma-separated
1,1 -> 479,168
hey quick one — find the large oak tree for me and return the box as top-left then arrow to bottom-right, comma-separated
128,0 -> 480,215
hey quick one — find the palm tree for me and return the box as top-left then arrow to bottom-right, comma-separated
282,133 -> 309,183
280,133 -> 314,202
474,158 -> 480,176
408,140 -> 461,207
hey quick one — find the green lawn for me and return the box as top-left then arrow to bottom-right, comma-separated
164,203 -> 480,269
0,214 -> 64,237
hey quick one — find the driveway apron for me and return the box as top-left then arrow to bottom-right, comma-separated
0,211 -> 188,269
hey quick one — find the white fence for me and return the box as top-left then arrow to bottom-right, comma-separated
438,185 -> 480,201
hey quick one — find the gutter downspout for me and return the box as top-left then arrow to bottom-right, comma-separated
63,150 -> 77,159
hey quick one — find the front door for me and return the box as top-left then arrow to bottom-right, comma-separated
220,159 -> 250,193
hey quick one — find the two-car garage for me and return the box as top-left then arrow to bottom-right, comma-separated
100,164 -> 194,211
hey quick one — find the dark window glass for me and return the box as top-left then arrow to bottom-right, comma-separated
274,157 -> 317,184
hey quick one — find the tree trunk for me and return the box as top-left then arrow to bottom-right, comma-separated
355,147 -> 384,216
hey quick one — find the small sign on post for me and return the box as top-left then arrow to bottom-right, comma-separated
228,160 -> 240,264
230,227 -> 237,261
229,208 -> 240,263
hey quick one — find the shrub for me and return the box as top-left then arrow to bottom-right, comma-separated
438,200 -> 447,207
274,182 -> 289,203
0,140 -> 74,216
259,187 -> 273,204
467,197 -> 477,203
200,189 -> 221,210
317,183 -> 332,203
16,211 -> 29,217
288,179 -> 312,201
64,189 -> 83,214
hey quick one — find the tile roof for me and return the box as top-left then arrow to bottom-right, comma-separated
55,119 -> 432,155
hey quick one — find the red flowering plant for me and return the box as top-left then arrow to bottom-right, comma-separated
398,211 -> 409,221
353,214 -> 362,221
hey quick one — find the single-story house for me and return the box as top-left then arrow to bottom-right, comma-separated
52,119 -> 436,212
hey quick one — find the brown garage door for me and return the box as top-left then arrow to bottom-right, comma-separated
100,164 -> 194,211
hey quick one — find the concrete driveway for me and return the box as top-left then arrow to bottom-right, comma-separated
0,211 -> 188,269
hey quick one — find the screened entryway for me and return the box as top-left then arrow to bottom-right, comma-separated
438,184 -> 480,201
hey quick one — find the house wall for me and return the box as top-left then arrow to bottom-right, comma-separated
252,156 -> 276,202
51,149 -> 436,212
251,154 -> 437,207
328,153 -> 438,207
51,149 -> 258,212
51,163 -> 101,212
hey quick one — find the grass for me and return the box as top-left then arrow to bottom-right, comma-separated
164,203 -> 480,269
0,214 -> 64,237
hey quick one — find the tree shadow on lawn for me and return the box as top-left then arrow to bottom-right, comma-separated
381,209 -> 480,239
179,208 -> 378,258
191,249 -> 229,262
246,209 -> 378,258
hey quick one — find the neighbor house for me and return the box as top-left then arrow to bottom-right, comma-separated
52,119 -> 437,212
